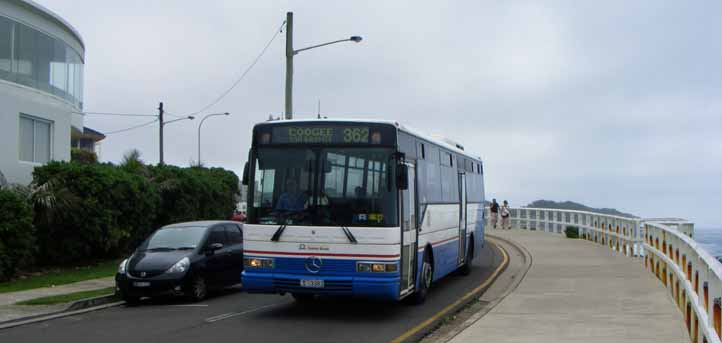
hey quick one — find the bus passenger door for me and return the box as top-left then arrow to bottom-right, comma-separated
458,172 -> 467,265
400,162 -> 418,295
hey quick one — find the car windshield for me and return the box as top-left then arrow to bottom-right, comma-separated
249,147 -> 397,227
144,226 -> 207,250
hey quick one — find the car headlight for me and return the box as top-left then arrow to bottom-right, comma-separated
244,257 -> 274,269
165,257 -> 190,274
118,259 -> 129,274
357,262 -> 398,273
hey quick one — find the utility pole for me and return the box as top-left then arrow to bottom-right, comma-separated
158,101 -> 164,165
284,12 -> 294,120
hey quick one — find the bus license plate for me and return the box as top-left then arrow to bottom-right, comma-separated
133,282 -> 151,287
300,280 -> 324,288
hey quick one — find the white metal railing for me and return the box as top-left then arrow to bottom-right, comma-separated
486,207 -> 717,343
645,221 -> 721,343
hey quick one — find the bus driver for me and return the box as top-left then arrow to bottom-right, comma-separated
275,179 -> 306,212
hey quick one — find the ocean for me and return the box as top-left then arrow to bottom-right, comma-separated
694,227 -> 722,258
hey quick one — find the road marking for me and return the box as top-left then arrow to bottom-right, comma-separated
389,240 -> 510,343
204,302 -> 287,323
170,304 -> 209,307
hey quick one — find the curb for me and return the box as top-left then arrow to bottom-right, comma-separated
0,293 -> 124,330
424,233 -> 533,343
393,239 -> 511,343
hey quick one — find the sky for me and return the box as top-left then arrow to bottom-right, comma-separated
38,0 -> 722,227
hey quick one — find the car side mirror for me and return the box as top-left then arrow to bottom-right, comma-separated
242,162 -> 249,186
397,164 -> 408,190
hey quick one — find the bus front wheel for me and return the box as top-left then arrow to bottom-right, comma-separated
412,250 -> 433,305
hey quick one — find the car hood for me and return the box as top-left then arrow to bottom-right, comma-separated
128,250 -> 193,274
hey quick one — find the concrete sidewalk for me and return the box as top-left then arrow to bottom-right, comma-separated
450,229 -> 689,343
0,277 -> 115,323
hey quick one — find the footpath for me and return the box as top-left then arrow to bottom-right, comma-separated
0,277 -> 115,323
449,229 -> 689,343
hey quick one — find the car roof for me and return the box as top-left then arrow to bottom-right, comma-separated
161,221 -> 241,229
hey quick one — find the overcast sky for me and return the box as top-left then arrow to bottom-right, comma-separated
39,1 -> 722,227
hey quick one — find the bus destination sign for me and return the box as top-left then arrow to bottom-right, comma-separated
270,126 -> 373,144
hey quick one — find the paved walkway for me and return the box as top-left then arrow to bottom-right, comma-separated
0,277 -> 115,323
0,277 -> 115,306
451,229 -> 689,343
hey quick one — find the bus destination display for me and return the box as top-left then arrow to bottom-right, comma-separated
270,126 -> 372,144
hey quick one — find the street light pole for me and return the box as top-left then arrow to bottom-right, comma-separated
283,12 -> 362,120
158,102 -> 164,165
197,112 -> 230,165
285,12 -> 294,120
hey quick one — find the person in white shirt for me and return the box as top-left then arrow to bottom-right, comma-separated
501,200 -> 511,230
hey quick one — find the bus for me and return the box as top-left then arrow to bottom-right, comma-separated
241,119 -> 485,303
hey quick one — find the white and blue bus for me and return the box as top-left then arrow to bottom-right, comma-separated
241,119 -> 485,303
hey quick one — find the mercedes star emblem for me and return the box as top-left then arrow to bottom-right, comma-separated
304,256 -> 323,274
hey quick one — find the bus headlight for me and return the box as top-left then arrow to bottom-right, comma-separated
244,257 -> 274,269
357,262 -> 398,273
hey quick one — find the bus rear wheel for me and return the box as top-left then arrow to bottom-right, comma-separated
411,250 -> 433,305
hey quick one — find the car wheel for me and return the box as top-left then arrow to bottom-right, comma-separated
459,241 -> 474,276
186,275 -> 207,302
411,250 -> 433,305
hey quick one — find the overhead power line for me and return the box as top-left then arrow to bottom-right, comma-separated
188,21 -> 286,116
74,111 -> 157,117
103,118 -> 159,135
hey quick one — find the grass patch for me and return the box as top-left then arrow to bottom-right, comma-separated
16,287 -> 116,306
0,260 -> 119,294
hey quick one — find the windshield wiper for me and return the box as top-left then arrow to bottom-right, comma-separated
341,226 -> 358,244
145,247 -> 175,252
176,246 -> 196,250
271,224 -> 288,242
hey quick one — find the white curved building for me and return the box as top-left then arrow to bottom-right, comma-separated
0,0 -> 92,185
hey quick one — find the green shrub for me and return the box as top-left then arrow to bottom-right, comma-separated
149,165 -> 239,227
564,226 -> 579,239
32,162 -> 158,264
0,189 -> 35,281
70,148 -> 98,164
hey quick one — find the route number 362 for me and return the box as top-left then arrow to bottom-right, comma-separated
343,128 -> 369,143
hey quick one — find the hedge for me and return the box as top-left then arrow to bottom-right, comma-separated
30,161 -> 239,265
0,189 -> 35,281
70,148 -> 98,164
32,162 -> 159,264
149,165 -> 239,228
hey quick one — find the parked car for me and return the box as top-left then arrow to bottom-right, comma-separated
115,221 -> 243,304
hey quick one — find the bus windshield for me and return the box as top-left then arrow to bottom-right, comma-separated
248,147 -> 397,227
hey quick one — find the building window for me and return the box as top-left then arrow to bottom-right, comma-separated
19,114 -> 53,163
0,14 -> 84,108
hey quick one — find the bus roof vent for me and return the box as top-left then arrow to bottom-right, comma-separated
432,134 -> 465,151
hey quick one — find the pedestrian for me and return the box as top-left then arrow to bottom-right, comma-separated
501,200 -> 511,230
489,199 -> 499,229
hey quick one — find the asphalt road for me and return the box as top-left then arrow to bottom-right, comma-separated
0,242 -> 503,343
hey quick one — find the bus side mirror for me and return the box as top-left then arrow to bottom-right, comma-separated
324,160 -> 332,174
242,162 -> 249,186
397,164 -> 408,190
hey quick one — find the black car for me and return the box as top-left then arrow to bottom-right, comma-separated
116,221 -> 243,304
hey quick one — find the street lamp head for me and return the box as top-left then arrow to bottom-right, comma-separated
188,116 -> 195,120
349,36 -> 363,43
224,112 -> 230,116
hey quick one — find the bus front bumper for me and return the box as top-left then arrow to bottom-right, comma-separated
243,272 -> 400,301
